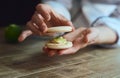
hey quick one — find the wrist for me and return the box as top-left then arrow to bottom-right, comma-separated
94,26 -> 117,45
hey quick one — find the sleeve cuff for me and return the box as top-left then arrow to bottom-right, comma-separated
94,17 -> 120,48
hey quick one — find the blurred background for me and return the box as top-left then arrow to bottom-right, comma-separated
0,0 -> 120,26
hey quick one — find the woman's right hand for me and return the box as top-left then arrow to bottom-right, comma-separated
18,4 -> 74,42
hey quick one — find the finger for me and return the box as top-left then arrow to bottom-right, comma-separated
58,47 -> 77,55
59,34 -> 89,55
81,29 -> 90,43
76,40 -> 87,49
63,27 -> 86,41
43,46 -> 49,52
72,37 -> 84,49
57,12 -> 75,29
36,4 -> 51,21
65,21 -> 75,31
18,30 -> 32,42
27,21 -> 41,35
47,49 -> 57,57
31,12 -> 48,33
74,37 -> 88,49
56,14 -> 75,30
58,37 -> 81,55
43,47 -> 57,57
85,29 -> 99,43
43,46 -> 50,55
59,36 -> 88,55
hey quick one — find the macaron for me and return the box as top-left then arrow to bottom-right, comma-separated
45,36 -> 73,49
47,26 -> 72,33
45,26 -> 73,49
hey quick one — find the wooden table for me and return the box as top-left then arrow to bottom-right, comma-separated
1,8 -> 120,78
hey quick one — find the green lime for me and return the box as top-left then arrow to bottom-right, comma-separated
4,24 -> 22,43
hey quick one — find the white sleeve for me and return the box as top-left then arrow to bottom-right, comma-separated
94,17 -> 120,48
41,0 -> 73,10
42,0 -> 72,20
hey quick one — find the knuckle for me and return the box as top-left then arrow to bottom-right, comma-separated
36,4 -> 44,11
39,23 -> 45,30
37,14 -> 43,20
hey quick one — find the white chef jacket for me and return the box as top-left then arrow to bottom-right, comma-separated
42,0 -> 120,47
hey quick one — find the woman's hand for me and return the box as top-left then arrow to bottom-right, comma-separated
44,25 -> 117,56
43,27 -> 100,56
18,4 -> 74,42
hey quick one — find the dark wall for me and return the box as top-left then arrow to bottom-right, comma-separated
0,0 -> 41,26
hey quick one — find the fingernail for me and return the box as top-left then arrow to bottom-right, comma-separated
18,36 -> 23,42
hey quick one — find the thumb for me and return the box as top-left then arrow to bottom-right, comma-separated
85,30 -> 99,44
18,30 -> 32,42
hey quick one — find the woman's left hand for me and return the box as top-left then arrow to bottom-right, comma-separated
43,27 -> 100,56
